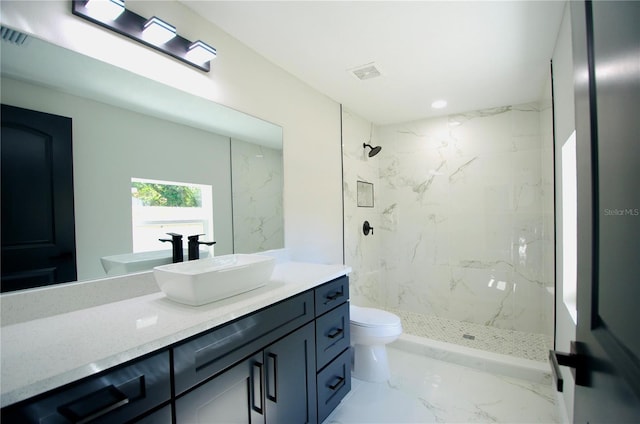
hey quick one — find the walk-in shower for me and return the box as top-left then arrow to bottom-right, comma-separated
343,99 -> 555,364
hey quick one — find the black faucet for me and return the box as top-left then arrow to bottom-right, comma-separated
187,234 -> 216,260
159,232 -> 184,263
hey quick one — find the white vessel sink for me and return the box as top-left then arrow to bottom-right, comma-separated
101,249 -> 210,276
153,254 -> 276,306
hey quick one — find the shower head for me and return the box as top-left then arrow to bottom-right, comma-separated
363,143 -> 382,157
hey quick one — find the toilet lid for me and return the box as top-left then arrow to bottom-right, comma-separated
350,305 -> 402,328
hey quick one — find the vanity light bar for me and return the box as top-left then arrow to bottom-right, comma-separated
72,0 -> 216,72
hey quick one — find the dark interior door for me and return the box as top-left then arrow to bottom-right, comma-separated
572,1 -> 640,421
1,104 -> 77,292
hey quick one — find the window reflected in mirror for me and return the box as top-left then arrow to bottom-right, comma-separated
131,177 -> 214,254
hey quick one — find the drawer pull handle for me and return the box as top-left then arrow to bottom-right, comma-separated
328,376 -> 345,391
58,385 -> 130,424
324,291 -> 343,303
251,362 -> 264,415
267,352 -> 278,402
327,328 -> 344,339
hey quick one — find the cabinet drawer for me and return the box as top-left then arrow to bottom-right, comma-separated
2,350 -> 170,424
315,275 -> 349,316
174,290 -> 314,395
317,347 -> 351,423
316,301 -> 350,371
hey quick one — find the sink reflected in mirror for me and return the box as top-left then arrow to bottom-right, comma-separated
153,254 -> 275,306
101,249 -> 211,276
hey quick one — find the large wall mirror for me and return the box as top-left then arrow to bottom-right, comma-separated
1,31 -> 284,286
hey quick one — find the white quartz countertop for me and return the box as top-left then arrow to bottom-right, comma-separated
0,261 -> 351,407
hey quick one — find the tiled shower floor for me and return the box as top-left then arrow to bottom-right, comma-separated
385,308 -> 552,363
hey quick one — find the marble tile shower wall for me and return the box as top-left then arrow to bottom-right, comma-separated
376,103 -> 554,336
231,139 -> 284,254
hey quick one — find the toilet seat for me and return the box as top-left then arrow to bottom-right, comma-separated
350,305 -> 401,328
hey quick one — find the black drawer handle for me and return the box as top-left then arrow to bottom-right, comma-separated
267,352 -> 278,402
328,376 -> 345,391
58,385 -> 129,424
324,290 -> 343,304
327,328 -> 344,339
251,362 -> 264,415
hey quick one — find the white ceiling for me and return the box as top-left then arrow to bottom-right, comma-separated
181,1 -> 566,125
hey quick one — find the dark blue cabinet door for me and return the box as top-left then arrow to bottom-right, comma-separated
265,322 -> 317,424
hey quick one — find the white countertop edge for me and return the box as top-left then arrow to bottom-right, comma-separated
0,262 -> 351,407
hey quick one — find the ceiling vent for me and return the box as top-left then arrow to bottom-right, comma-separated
349,62 -> 383,81
1,27 -> 29,45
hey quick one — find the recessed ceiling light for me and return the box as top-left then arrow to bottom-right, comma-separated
431,100 -> 447,109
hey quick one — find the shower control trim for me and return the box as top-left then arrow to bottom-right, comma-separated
363,221 -> 374,236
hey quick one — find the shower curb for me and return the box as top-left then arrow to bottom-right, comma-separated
391,333 -> 552,385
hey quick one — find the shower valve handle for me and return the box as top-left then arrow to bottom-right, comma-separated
363,221 -> 374,235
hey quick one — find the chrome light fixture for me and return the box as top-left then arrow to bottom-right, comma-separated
72,0 -> 216,72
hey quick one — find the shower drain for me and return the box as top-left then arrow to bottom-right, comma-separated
462,334 -> 476,340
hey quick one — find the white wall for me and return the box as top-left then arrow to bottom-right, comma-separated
2,77 -> 233,281
0,0 -> 343,265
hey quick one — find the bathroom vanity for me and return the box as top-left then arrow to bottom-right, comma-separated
0,261 -> 351,423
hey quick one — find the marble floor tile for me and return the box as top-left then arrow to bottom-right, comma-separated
325,347 -> 560,424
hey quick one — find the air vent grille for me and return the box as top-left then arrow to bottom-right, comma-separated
349,63 -> 382,81
1,27 -> 29,45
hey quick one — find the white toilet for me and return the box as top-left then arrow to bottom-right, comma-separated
349,305 -> 403,382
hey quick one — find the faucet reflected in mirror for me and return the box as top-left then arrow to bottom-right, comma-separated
159,233 -> 216,263
187,234 -> 216,261
159,233 -> 185,263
